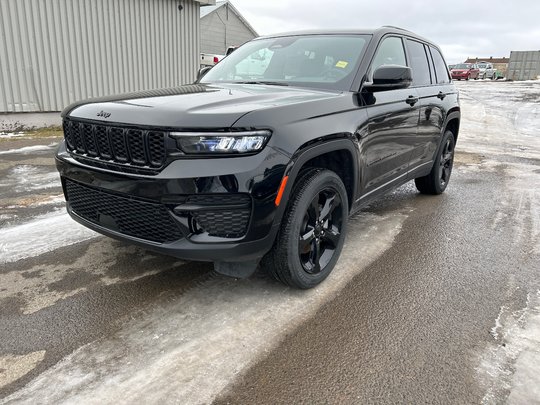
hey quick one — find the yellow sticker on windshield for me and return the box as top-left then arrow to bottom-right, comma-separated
335,61 -> 349,68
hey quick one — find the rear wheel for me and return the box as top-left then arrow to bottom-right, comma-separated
415,130 -> 455,195
262,169 -> 348,289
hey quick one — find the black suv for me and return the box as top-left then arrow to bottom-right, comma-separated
56,27 -> 459,289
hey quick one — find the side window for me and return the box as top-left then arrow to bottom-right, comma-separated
430,46 -> 451,84
406,39 -> 431,86
371,36 -> 406,77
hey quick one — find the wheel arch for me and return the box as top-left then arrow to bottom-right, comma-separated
443,110 -> 460,144
273,139 -> 358,228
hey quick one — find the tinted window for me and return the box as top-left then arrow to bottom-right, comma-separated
201,35 -> 369,91
371,36 -> 406,76
406,39 -> 431,86
430,46 -> 451,84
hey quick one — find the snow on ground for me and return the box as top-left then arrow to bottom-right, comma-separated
0,208 -> 97,265
457,81 -> 540,160
1,210 -> 408,404
456,80 -> 540,403
478,290 -> 540,405
0,237 -> 174,315
0,165 -> 60,194
0,144 -> 58,155
0,132 -> 25,139
0,352 -> 46,390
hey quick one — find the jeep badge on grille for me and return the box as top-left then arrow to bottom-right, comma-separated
97,110 -> 111,118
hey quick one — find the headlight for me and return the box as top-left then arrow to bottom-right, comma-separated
170,130 -> 271,154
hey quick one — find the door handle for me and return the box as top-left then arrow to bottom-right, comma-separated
405,95 -> 419,106
437,91 -> 446,100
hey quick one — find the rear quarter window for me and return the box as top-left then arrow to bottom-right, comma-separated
430,46 -> 451,84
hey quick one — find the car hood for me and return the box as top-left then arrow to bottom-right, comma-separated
66,83 -> 344,128
451,69 -> 469,73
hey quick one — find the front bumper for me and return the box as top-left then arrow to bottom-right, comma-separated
451,72 -> 469,79
56,141 -> 290,263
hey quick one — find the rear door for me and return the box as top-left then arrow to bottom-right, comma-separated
405,39 -> 446,172
361,36 -> 420,193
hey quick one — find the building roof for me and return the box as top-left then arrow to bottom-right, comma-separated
200,1 -> 258,36
465,57 -> 509,64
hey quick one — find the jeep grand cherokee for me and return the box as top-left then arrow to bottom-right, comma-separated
56,27 -> 460,289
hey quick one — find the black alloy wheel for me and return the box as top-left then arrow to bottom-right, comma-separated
299,188 -> 343,274
262,168 -> 349,289
439,136 -> 454,188
415,130 -> 456,195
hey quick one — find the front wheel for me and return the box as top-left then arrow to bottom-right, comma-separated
262,169 -> 349,289
415,130 -> 455,195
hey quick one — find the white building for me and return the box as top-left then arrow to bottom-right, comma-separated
200,1 -> 257,56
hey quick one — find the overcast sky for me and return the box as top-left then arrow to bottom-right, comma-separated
229,0 -> 540,63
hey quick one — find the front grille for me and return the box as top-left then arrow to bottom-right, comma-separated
63,119 -> 167,171
65,180 -> 183,243
187,194 -> 251,238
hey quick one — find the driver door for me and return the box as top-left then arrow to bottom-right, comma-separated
361,36 -> 420,194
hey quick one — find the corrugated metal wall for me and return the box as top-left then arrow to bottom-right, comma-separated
0,0 -> 201,113
507,51 -> 540,81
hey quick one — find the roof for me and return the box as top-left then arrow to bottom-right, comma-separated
465,57 -> 509,64
200,1 -> 222,18
200,1 -> 258,36
257,27 -> 434,45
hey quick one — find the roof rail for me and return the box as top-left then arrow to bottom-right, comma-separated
381,25 -> 412,32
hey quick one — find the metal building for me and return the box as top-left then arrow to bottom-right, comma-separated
507,51 -> 540,81
200,1 -> 257,56
0,0 -> 215,113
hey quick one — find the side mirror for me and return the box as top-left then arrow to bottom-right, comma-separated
364,65 -> 412,92
196,66 -> 213,82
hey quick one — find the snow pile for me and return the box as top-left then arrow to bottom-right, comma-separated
0,208 -> 97,265
0,143 -> 58,155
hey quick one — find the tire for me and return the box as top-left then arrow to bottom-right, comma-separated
415,130 -> 456,195
262,168 -> 349,289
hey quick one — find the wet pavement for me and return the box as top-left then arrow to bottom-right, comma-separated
1,81 -> 539,404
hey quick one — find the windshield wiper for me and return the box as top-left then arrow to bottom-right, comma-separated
234,81 -> 289,86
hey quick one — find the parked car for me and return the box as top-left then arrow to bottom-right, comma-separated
57,27 -> 460,289
450,63 -> 480,80
477,62 -> 496,79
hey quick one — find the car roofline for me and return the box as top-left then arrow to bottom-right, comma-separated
254,27 -> 440,50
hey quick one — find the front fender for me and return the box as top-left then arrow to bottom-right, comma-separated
270,138 -> 359,230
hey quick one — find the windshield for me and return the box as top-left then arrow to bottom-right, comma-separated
478,64 -> 487,68
201,35 -> 370,91
454,64 -> 471,69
